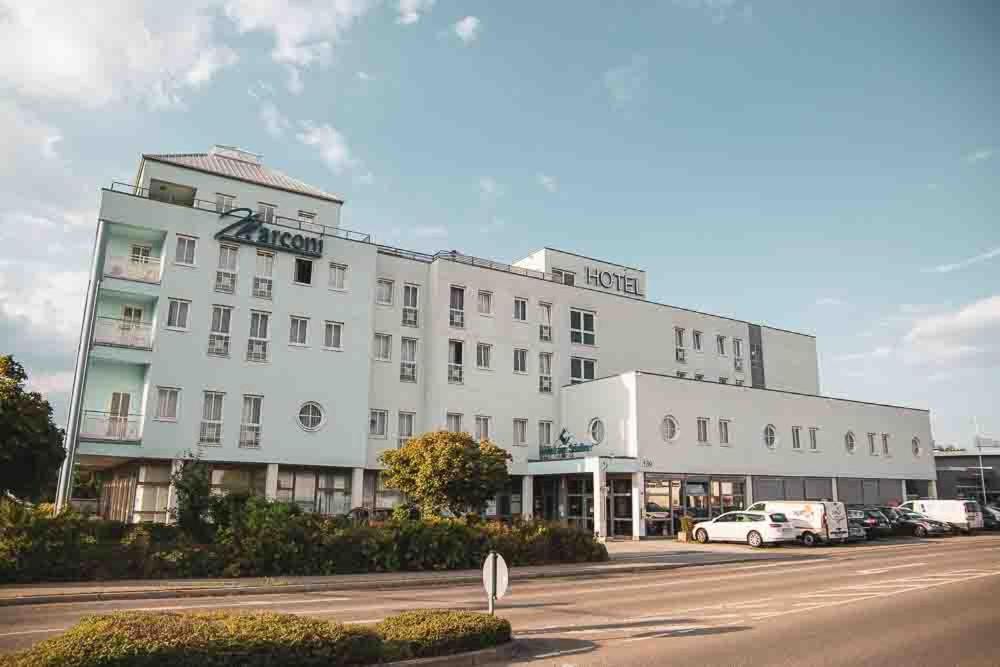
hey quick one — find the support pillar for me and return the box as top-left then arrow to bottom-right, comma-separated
350,467 -> 365,510
521,475 -> 534,521
558,476 -> 568,524
901,479 -> 908,504
928,480 -> 938,499
831,477 -> 839,502
631,471 -> 645,540
593,464 -> 607,540
265,463 -> 279,501
745,475 -> 754,506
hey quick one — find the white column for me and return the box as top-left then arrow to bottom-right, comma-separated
593,465 -> 607,540
350,467 -> 365,510
631,472 -> 645,540
831,477 -> 839,502
928,480 -> 938,499
901,479 -> 908,503
745,475 -> 754,506
521,475 -> 534,521
265,463 -> 279,501
558,476 -> 568,523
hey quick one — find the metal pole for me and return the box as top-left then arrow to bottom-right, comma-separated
974,417 -> 987,507
488,550 -> 496,616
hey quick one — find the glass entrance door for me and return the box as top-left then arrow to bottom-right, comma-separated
608,477 -> 633,537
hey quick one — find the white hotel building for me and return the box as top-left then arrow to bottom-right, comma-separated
55,146 -> 938,538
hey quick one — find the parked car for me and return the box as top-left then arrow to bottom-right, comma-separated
893,511 -> 953,538
898,499 -> 984,533
745,501 -> 849,546
846,519 -> 868,542
847,507 -> 893,539
981,506 -> 1000,531
693,511 -> 801,548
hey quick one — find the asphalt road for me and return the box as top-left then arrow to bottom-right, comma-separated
1,535 -> 999,666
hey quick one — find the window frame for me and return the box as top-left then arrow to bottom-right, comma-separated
513,348 -> 529,374
716,335 -> 727,356
513,418 -> 528,446
763,424 -> 777,450
476,342 -> 493,370
293,257 -> 314,286
845,431 -> 857,454
289,315 -> 309,347
446,412 -> 463,433
570,356 -> 596,384
538,420 -> 553,446
693,330 -> 703,351
792,426 -> 802,450
400,337 -> 418,382
166,298 -> 191,331
257,202 -> 276,223
328,262 -> 348,291
298,402 -> 325,432
475,415 -> 492,442
369,409 -> 389,438
809,427 -> 819,451
373,332 -> 392,362
697,417 -> 710,444
513,297 -> 528,322
402,283 -> 419,327
376,278 -> 394,306
719,419 -> 731,446
397,411 -> 415,448
154,386 -> 180,422
199,391 -> 225,445
239,394 -> 263,449
247,310 -> 271,362
570,308 -> 596,346
323,320 -> 344,351
662,415 -> 679,442
174,235 -> 197,266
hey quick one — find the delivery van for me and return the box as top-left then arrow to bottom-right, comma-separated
746,501 -> 849,546
898,499 -> 983,533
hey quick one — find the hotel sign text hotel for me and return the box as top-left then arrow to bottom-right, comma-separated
215,208 -> 323,257
585,266 -> 641,296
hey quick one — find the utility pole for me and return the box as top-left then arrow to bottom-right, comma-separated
974,417 -> 987,507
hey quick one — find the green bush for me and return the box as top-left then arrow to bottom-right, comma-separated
3,610 -> 509,666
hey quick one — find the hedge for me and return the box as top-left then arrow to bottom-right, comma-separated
0,501 -> 608,583
1,610 -> 511,666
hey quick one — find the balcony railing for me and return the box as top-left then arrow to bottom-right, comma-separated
215,269 -> 237,294
402,307 -> 418,327
247,339 -> 269,362
239,424 -> 262,448
208,333 -> 231,356
449,309 -> 465,328
539,375 -> 553,394
253,276 -> 273,299
675,347 -> 686,363
80,411 -> 142,441
448,363 -> 464,384
93,317 -> 153,349
539,324 -> 552,342
199,421 -> 222,445
104,256 -> 161,284
734,357 -> 744,372
400,362 -> 417,382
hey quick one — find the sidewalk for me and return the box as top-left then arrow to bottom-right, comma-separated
0,541 -> 813,607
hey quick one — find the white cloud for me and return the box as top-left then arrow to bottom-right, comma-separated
902,295 -> 1000,367
479,177 -> 501,199
259,102 -> 291,137
357,71 -> 373,81
965,147 -> 993,163
453,16 -> 481,43
296,121 -> 368,179
286,66 -> 305,94
397,0 -> 435,25
0,1 -> 238,109
815,297 -> 844,306
603,55 -> 648,107
922,246 -> 1000,274
537,173 -> 557,193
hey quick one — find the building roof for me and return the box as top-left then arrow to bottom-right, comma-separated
142,148 -> 344,204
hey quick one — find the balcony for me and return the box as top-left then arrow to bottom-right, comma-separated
80,411 -> 142,442
448,363 -> 464,384
104,256 -> 161,284
449,309 -> 465,328
93,317 -> 153,350
239,424 -> 262,449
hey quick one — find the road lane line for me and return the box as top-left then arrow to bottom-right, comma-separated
130,596 -> 352,612
0,627 -> 69,637
532,646 -> 594,659
857,562 -> 926,575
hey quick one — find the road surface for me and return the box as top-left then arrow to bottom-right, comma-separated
1,535 -> 998,665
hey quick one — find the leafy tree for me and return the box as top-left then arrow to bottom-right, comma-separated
379,430 -> 511,517
169,450 -> 213,541
0,355 -> 65,501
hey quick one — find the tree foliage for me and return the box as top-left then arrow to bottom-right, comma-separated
378,430 -> 511,517
0,355 -> 65,501
170,451 -> 213,542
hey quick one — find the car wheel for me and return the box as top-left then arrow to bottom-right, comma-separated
914,525 -> 927,538
747,531 -> 763,548
801,532 -> 818,547
695,529 -> 709,544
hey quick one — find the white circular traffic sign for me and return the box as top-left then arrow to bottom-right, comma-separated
482,552 -> 509,600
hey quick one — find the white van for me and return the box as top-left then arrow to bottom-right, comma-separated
746,501 -> 849,546
898,499 -> 983,533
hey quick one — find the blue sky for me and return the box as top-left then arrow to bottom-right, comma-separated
1,0 -> 997,446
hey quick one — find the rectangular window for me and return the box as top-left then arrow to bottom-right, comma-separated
175,235 -> 196,265
513,297 -> 527,321
289,316 -> 309,346
294,257 -> 313,285
167,298 -> 190,330
216,193 -> 235,213
369,409 -> 388,437
155,387 -> 179,421
257,202 -> 275,223
215,244 -> 238,293
247,311 -> 270,362
402,284 -> 419,326
477,290 -> 493,315
693,330 -> 703,351
328,262 -> 348,290
298,210 -> 316,223
513,418 -> 528,446
253,250 -> 274,299
719,419 -> 730,445
674,327 -> 685,348
552,268 -> 575,286
538,420 -> 553,446
716,335 -> 727,356
570,309 -> 596,345
677,371 -> 687,378
208,305 -> 232,356
398,412 -> 415,448
476,342 -> 492,370
733,338 -> 744,359
239,395 -> 262,448
130,244 -> 151,263
446,412 -> 463,433
809,427 -> 819,451
199,391 -> 224,444
719,377 -> 728,384
475,415 -> 491,442
735,379 -> 744,386
448,340 -> 464,383
449,286 -> 465,328
882,433 -> 890,456
792,426 -> 802,450
868,432 -> 878,455
539,302 -> 552,341
400,337 -> 417,382
571,357 -> 596,384
514,348 -> 528,373
324,321 -> 343,350
695,373 -> 704,381
373,333 -> 392,361
376,278 -> 394,305
539,352 -> 553,393
697,418 -> 709,443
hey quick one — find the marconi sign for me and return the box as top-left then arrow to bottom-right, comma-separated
585,266 -> 641,296
215,208 -> 323,257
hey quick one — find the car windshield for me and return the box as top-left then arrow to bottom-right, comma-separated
903,512 -> 927,520
865,510 -> 886,520
963,501 -> 980,513
769,513 -> 788,523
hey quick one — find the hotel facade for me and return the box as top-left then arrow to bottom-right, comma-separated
55,146 -> 938,538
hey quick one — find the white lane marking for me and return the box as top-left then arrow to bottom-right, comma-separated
132,596 -> 352,612
623,624 -> 707,643
857,562 -> 926,575
0,627 -> 68,637
532,646 -> 594,659
798,592 -> 888,598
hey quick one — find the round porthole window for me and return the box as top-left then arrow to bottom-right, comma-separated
298,402 -> 324,431
911,437 -> 920,457
589,418 -> 606,445
763,424 -> 776,449
661,415 -> 679,442
845,431 -> 856,454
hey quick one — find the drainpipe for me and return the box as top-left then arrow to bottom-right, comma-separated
55,220 -> 106,511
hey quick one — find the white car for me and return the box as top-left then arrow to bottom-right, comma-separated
693,511 -> 801,548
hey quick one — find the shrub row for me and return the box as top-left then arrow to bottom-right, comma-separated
2,609 -> 512,666
0,500 -> 608,583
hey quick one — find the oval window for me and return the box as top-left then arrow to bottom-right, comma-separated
763,424 -> 776,449
845,431 -> 856,454
661,415 -> 679,442
589,418 -> 606,445
298,402 -> 324,431
911,437 -> 920,457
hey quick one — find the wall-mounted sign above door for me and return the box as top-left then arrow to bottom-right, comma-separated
215,208 -> 323,257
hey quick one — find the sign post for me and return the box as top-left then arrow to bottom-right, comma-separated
482,550 -> 509,615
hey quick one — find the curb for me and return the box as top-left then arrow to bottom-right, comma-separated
0,555 -> 815,608
383,640 -> 518,667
